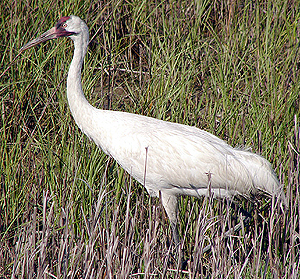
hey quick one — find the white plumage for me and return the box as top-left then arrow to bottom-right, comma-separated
21,15 -> 285,242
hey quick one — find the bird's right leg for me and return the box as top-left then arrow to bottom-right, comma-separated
160,192 -> 180,245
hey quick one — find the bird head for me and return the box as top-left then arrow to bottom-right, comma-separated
20,15 -> 89,52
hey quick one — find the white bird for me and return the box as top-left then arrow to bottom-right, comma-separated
21,15 -> 286,243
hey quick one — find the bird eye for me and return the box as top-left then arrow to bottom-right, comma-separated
62,23 -> 67,28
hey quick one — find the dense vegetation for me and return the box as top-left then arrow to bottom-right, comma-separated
1,0 -> 299,277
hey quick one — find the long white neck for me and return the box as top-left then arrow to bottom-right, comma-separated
67,35 -> 94,133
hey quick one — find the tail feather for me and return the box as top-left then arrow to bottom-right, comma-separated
234,149 -> 287,207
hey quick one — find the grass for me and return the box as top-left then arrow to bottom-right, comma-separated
1,0 -> 299,277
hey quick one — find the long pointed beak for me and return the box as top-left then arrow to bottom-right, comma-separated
20,27 -> 58,52
20,25 -> 76,52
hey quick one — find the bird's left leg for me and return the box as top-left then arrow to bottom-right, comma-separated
160,192 -> 180,245
160,192 -> 188,272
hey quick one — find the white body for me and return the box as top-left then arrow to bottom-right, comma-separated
74,107 -> 279,200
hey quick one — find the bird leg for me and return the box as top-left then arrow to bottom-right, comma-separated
171,220 -> 180,246
160,192 -> 180,246
160,191 -> 187,272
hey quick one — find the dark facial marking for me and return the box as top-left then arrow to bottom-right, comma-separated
55,16 -> 77,37
55,16 -> 71,29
